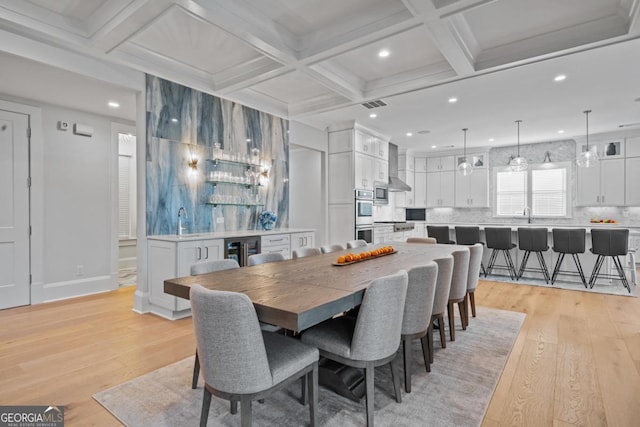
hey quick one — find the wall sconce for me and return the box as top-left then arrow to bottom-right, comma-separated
188,156 -> 198,170
259,165 -> 270,186
187,150 -> 199,178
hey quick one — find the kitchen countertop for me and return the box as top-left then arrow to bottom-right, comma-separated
147,228 -> 316,242
425,222 -> 640,233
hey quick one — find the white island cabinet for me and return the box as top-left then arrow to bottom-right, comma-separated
148,228 -> 315,320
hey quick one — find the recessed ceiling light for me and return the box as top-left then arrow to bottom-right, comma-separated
246,138 -> 251,142
448,97 -> 458,103
171,118 -> 178,123
378,49 -> 390,58
558,130 -> 565,134
369,113 -> 377,118
488,138 -> 495,142
431,145 -> 437,149
554,74 -> 567,82
108,101 -> 120,108
406,132 -> 413,137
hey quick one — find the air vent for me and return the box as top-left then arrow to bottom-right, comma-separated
361,99 -> 387,109
618,122 -> 640,128
417,130 -> 431,134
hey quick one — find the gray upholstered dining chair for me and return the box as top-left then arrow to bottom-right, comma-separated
406,237 -> 437,244
247,252 -> 285,266
401,263 -> 438,393
190,259 -> 240,390
346,239 -> 368,249
427,226 -> 455,244
301,270 -> 409,427
447,249 -> 470,341
190,285 -> 319,427
320,243 -> 345,253
464,244 -> 483,324
430,256 -> 453,358
292,247 -> 322,259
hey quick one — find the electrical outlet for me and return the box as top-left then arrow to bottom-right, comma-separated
76,264 -> 84,276
623,210 -> 629,217
58,121 -> 69,131
216,217 -> 224,224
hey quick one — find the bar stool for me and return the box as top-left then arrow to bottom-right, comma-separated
550,228 -> 587,287
516,228 -> 550,283
589,229 -> 631,293
427,226 -> 455,244
455,226 -> 486,276
484,227 -> 517,280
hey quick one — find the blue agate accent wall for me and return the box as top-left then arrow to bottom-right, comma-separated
146,75 -> 289,235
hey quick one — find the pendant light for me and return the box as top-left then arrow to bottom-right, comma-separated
577,109 -> 598,168
457,128 -> 473,176
510,119 -> 528,172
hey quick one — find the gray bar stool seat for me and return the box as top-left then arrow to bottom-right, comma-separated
455,226 -> 487,276
551,228 -> 587,287
516,228 -> 550,283
588,228 -> 631,293
427,226 -> 455,244
485,227 -> 517,280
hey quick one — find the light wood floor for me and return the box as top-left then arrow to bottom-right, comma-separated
1,281 -> 639,426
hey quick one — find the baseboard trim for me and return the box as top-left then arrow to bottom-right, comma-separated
31,275 -> 117,304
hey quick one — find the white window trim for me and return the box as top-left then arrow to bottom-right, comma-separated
492,161 -> 572,219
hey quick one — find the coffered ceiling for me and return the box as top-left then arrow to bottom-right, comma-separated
0,0 -> 639,151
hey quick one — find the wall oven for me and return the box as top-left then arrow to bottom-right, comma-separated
355,189 -> 374,243
374,182 -> 388,205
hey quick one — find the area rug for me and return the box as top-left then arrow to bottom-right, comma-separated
484,273 -> 637,297
94,307 -> 524,426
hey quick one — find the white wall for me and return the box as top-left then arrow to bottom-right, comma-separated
289,121 -> 328,245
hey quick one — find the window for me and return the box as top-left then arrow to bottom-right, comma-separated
118,132 -> 137,239
494,162 -> 570,218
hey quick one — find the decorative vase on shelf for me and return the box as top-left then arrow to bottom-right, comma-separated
259,210 -> 277,231
606,142 -> 617,156
263,222 -> 274,231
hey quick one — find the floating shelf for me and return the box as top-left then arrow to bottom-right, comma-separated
205,202 -> 265,207
207,158 -> 262,168
205,180 -> 262,188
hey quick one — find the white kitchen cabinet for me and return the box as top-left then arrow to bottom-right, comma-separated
374,158 -> 388,183
355,152 -> 375,190
626,157 -> 640,205
355,131 -> 374,155
261,233 -> 291,259
399,153 -> 414,172
427,156 -> 455,172
626,136 -> 640,157
577,158 -> 625,206
427,171 -> 455,207
374,225 -> 393,244
414,157 -> 427,172
455,169 -> 488,207
148,238 -> 224,319
328,152 -> 354,203
413,171 -> 427,208
328,129 -> 353,153
374,138 -> 388,160
397,170 -> 415,207
329,204 -> 354,244
291,231 -> 316,253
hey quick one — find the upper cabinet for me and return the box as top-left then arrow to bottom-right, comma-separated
625,136 -> 640,205
414,157 -> 427,172
455,169 -> 488,207
355,130 -> 375,155
455,153 -> 486,169
576,158 -> 625,206
374,138 -> 388,161
427,155 -> 455,171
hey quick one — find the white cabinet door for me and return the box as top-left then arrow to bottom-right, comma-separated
375,139 -> 388,160
440,171 -> 455,206
328,129 -> 353,153
414,171 -> 427,207
355,131 -> 373,155
374,159 -> 388,183
427,157 -> 441,171
177,239 -> 224,277
426,172 -> 440,207
405,171 -> 415,207
329,152 -> 354,203
626,157 -> 640,205
455,174 -> 469,207
600,158 -> 625,205
414,157 -> 427,172
469,169 -> 488,207
440,156 -> 455,171
577,163 -> 601,206
626,136 -> 640,157
291,232 -> 316,252
329,204 -> 354,244
355,152 -> 374,190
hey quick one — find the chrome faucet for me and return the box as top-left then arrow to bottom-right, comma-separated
177,207 -> 188,235
523,206 -> 531,224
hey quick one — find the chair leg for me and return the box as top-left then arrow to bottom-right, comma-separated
589,255 -> 605,288
301,374 -> 308,405
572,254 -> 587,288
486,249 -> 498,275
402,339 -> 411,393
536,251 -> 551,284
469,291 -> 476,318
437,315 -> 446,349
551,252 -> 565,285
365,364 -> 375,427
517,250 -> 531,280
447,301 -> 456,341
230,400 -> 237,415
309,363 -> 318,427
200,388 -> 212,427
612,255 -> 631,292
420,334 -> 431,373
240,397 -> 252,427
480,261 -> 487,277
458,300 -> 467,330
192,350 -> 200,389
390,357 -> 402,403
504,250 -> 517,280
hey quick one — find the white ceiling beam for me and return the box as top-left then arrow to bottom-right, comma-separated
430,0 -> 498,19
83,0 -> 142,37
288,93 -> 355,119
625,0 -> 640,34
213,57 -> 285,94
305,63 -> 364,102
364,62 -> 457,98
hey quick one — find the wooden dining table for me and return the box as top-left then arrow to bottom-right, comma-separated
164,242 -> 468,332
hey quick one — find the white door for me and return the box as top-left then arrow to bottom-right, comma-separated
0,109 -> 30,309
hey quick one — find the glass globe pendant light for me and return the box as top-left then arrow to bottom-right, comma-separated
577,109 -> 598,168
510,119 -> 528,172
458,128 -> 473,176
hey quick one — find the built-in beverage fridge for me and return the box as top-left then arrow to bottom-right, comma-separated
224,236 -> 261,267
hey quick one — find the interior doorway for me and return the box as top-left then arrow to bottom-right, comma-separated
115,127 -> 137,286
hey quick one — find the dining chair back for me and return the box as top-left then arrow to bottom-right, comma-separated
401,262 -> 438,391
455,226 -> 486,276
551,228 -> 587,287
431,255 -> 453,352
346,239 -> 368,249
406,237 -> 436,244
465,244 -> 483,322
485,227 -> 517,279
427,226 -> 455,244
589,228 -> 630,292
320,243 -> 345,253
447,249 -> 470,341
248,252 -> 286,266
292,247 -> 322,259
516,227 -> 550,283
191,285 -> 319,427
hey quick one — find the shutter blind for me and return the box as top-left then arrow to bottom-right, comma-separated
532,168 -> 566,216
496,170 -> 526,215
118,155 -> 130,238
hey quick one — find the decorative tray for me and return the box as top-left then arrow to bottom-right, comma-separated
332,250 -> 397,266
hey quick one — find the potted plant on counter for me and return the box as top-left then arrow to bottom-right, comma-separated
259,210 -> 277,230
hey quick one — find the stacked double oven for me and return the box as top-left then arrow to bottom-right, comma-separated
354,189 -> 374,243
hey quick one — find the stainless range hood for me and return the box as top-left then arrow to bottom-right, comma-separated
388,142 -> 412,192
